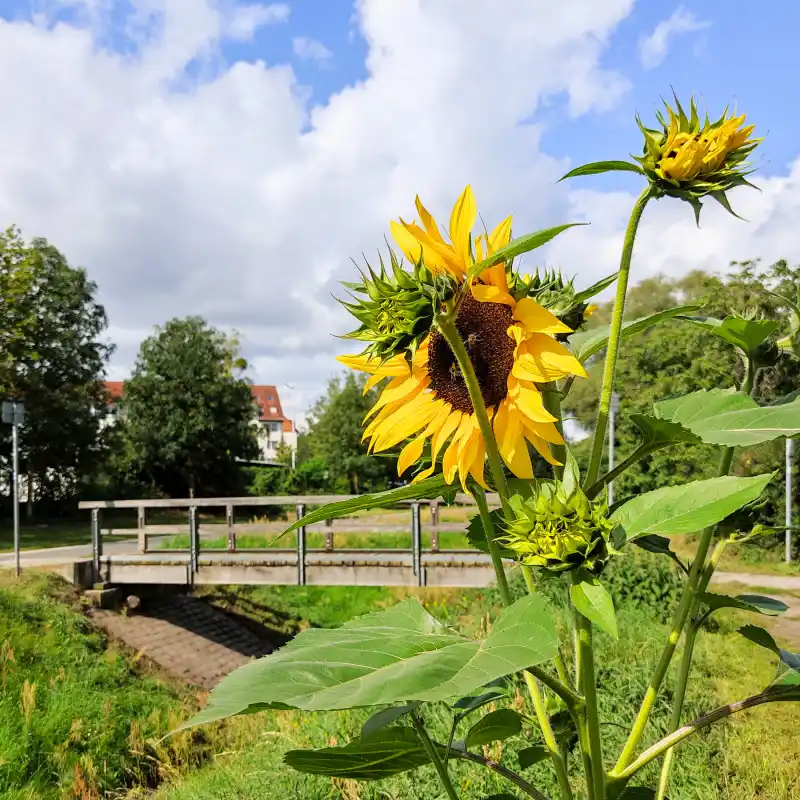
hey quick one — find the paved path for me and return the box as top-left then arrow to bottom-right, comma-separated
90,594 -> 272,689
712,571 -> 800,592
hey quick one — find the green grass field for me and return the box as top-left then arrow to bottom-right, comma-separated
2,554 -> 799,799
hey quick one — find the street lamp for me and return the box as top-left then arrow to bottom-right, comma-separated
283,383 -> 297,470
608,393 -> 621,506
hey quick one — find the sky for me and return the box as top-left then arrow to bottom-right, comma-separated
1,0 -> 799,425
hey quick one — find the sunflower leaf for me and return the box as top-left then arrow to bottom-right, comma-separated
569,305 -> 700,362
178,593 -> 559,728
700,593 -> 789,618
677,314 -> 781,357
573,271 -> 619,304
570,578 -> 618,639
558,160 -> 645,181
464,709 -> 524,748
467,223 -> 587,280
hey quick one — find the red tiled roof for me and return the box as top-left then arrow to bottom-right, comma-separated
102,381 -> 286,421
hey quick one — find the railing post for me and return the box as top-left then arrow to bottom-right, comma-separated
325,518 -> 334,552
296,503 -> 306,586
430,500 -> 440,553
189,506 -> 199,579
137,504 -> 147,553
226,504 -> 236,552
411,502 -> 423,585
91,508 -> 102,584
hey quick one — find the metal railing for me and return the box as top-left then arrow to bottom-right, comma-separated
79,493 -> 499,587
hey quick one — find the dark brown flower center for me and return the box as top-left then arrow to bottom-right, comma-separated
428,294 -> 516,414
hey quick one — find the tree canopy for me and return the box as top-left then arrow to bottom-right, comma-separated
0,227 -> 112,509
119,317 -> 259,497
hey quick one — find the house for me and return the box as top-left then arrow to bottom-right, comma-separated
102,381 -> 296,464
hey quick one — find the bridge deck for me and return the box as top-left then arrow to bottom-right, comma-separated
96,549 -> 502,588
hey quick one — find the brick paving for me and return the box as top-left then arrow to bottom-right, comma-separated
89,594 -> 272,689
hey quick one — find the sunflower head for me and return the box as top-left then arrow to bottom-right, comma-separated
500,477 -> 616,575
635,94 -> 762,222
338,250 -> 455,363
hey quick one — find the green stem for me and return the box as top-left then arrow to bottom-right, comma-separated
473,484 -> 512,607
611,445 -> 734,775
615,689 -> 794,781
574,595 -> 605,798
584,188 -> 651,490
411,711 -> 460,800
542,385 -> 566,477
585,444 -> 655,501
524,672 -> 575,800
436,314 -> 511,514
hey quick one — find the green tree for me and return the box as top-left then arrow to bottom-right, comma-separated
120,317 -> 259,497
0,227 -> 112,511
304,372 -> 391,493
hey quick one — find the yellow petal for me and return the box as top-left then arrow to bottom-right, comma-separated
511,382 -> 558,424
364,373 -> 384,393
402,219 -> 463,277
457,418 -> 481,492
520,414 -> 564,446
513,297 -> 572,335
524,430 -> 561,466
512,335 -> 587,383
468,435 -> 488,489
470,283 -> 515,306
371,394 -> 439,451
449,185 -> 476,269
443,413 -> 472,484
415,196 -> 447,245
390,219 -> 425,265
494,399 -> 533,479
488,215 -> 512,252
337,352 -> 409,377
398,435 -> 427,476
415,408 -> 461,481
366,374 -> 429,420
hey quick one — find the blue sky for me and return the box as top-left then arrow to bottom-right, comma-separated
1,1 -> 798,414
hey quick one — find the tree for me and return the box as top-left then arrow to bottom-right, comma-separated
0,227 -> 112,512
565,261 -> 800,532
120,317 -> 259,497
304,372 -> 391,493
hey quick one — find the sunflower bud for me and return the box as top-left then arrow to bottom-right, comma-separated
635,94 -> 762,223
776,290 -> 800,358
338,250 -> 445,362
500,480 -> 616,574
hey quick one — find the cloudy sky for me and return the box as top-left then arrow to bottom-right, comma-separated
1,0 -> 798,423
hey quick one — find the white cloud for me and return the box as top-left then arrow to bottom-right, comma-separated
292,36 -> 332,65
226,3 -> 290,41
3,0 -> 794,421
638,6 -> 710,70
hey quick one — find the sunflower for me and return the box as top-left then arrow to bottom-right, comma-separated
338,187 -> 587,490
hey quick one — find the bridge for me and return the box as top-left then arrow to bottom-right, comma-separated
65,494 -> 506,589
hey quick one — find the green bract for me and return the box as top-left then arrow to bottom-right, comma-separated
501,479 -> 616,574
338,249 -> 447,362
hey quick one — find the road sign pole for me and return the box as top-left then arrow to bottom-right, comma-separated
12,420 -> 20,577
787,438 -> 794,564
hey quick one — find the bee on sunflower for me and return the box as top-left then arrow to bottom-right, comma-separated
337,186 -> 588,491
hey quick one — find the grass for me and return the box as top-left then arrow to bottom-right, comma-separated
0,517 -> 141,553
672,535 -> 800,576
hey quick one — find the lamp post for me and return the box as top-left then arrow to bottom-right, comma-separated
283,383 -> 297,470
787,437 -> 794,564
2,401 -> 25,577
608,392 -> 621,507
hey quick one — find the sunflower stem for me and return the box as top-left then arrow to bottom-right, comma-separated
472,484 -> 511,607
584,188 -> 651,490
435,314 -> 512,515
410,711 -> 461,800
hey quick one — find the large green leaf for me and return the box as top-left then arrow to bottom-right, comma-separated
701,593 -> 788,618
467,224 -> 586,280
610,474 -> 773,542
466,509 -> 515,558
569,306 -> 700,362
284,474 -> 448,533
559,160 -> 644,181
629,413 -> 700,449
679,315 -> 781,356
570,579 -> 618,639
183,594 -> 559,727
284,728 -> 429,780
651,389 -> 800,447
465,709 -> 523,748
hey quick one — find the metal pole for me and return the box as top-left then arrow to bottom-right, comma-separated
411,502 -> 422,583
787,438 -> 794,564
296,503 -> 306,586
12,421 -> 20,577
91,508 -> 102,584
189,506 -> 199,576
